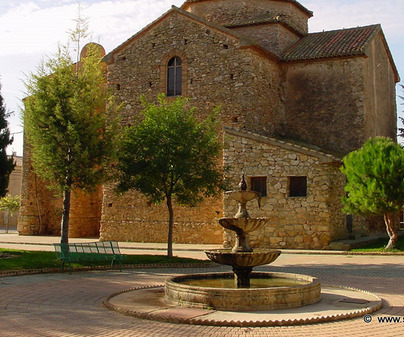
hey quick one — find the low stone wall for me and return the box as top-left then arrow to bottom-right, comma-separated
100,188 -> 223,244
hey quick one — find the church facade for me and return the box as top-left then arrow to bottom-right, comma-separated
18,0 -> 399,249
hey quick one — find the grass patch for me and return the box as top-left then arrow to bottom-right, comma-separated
351,236 -> 404,252
0,248 -> 208,272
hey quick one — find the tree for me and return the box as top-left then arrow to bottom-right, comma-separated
399,84 -> 404,139
0,195 -> 20,214
340,137 -> 404,249
23,18 -> 118,244
116,94 -> 225,257
0,195 -> 21,233
0,84 -> 15,198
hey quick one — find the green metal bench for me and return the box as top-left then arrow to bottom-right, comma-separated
53,241 -> 124,274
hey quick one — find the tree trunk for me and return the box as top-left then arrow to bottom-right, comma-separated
166,195 -> 174,258
5,211 -> 9,233
60,189 -> 71,244
384,212 -> 399,250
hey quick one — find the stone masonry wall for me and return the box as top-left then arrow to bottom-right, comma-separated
18,142 -> 102,238
101,10 -> 284,243
69,186 -> 103,238
284,58 -> 366,156
100,185 -> 223,244
230,23 -> 301,57
18,143 -> 61,236
363,31 -> 397,141
184,0 -> 310,35
223,128 -> 347,249
106,10 -> 283,132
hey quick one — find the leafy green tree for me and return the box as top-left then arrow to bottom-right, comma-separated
0,84 -> 15,198
0,195 -> 21,214
116,94 -> 225,257
0,195 -> 20,233
23,19 -> 118,244
341,137 -> 404,249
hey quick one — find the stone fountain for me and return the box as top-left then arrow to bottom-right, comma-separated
205,174 -> 281,287
165,175 -> 321,311
103,174 -> 382,324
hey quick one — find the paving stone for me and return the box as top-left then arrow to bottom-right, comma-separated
1,236 -> 404,336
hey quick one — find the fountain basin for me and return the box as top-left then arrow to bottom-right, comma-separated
205,249 -> 281,268
225,190 -> 260,203
165,272 -> 321,311
218,217 -> 269,234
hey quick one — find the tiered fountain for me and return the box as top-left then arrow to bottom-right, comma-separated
165,175 -> 321,311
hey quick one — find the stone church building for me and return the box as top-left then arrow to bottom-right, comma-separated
18,0 -> 399,249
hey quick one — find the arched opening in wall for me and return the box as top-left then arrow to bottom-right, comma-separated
167,56 -> 182,97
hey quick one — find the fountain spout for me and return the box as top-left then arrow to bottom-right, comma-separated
206,174 -> 280,287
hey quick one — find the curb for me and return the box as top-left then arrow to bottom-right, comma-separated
103,285 -> 382,327
0,262 -> 215,278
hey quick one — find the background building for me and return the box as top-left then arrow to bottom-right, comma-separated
0,153 -> 22,233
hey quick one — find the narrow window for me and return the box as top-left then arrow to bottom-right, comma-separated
250,177 -> 267,197
167,56 -> 182,97
289,176 -> 307,197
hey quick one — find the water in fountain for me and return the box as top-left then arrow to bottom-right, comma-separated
165,174 -> 321,311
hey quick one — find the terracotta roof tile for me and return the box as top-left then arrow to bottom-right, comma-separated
282,24 -> 380,61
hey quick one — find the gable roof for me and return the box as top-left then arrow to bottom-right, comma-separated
282,24 -> 399,82
283,25 -> 380,61
224,15 -> 306,38
224,127 -> 341,163
103,6 -> 280,64
103,5 -> 399,82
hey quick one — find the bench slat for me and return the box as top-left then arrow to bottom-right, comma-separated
53,241 -> 124,274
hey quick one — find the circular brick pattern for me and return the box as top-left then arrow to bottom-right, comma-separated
105,284 -> 381,326
1,253 -> 404,336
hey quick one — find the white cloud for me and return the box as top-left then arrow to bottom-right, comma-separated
1,0 -> 403,155
84,0 -> 184,52
0,2 -> 76,56
307,0 -> 404,42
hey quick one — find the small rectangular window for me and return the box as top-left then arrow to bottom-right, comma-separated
289,176 -> 307,197
250,177 -> 267,197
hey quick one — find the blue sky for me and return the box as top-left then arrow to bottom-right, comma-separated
1,0 -> 403,155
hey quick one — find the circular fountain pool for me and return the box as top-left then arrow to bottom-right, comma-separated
165,272 -> 321,311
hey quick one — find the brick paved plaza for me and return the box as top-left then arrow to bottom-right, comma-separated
1,252 -> 404,336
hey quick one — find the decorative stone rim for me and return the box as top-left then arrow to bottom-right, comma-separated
165,272 -> 321,311
103,284 -> 382,327
204,249 -> 281,268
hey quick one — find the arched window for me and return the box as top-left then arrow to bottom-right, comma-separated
167,56 -> 182,97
